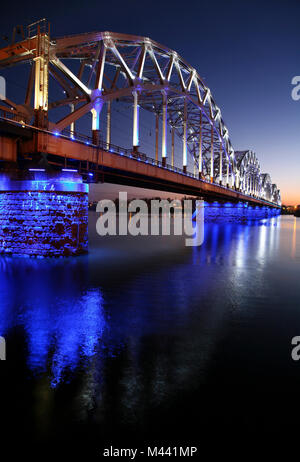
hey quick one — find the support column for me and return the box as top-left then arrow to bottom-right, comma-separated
198,111 -> 203,179
91,99 -> 103,145
162,91 -> 167,166
210,124 -> 214,183
226,161 -> 229,187
34,29 -> 49,128
70,104 -> 75,138
231,167 -> 235,189
132,91 -> 139,152
171,126 -> 175,167
236,172 -> 240,190
219,144 -> 223,185
106,101 -> 111,149
155,113 -> 159,162
183,97 -> 187,173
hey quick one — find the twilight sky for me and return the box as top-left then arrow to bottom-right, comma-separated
1,0 -> 299,204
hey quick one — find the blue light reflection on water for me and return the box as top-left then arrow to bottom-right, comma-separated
0,213 -> 293,399
0,258 -> 109,388
25,289 -> 106,388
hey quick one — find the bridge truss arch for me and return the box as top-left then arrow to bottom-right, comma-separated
260,173 -> 281,204
50,31 -> 238,184
0,21 -> 281,205
235,150 -> 261,197
0,28 -> 236,181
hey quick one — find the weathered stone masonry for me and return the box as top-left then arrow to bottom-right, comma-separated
0,174 -> 88,257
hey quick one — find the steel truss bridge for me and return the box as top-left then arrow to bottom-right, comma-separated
0,20 -> 281,206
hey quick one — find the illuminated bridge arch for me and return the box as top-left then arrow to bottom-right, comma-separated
261,173 -> 273,202
272,184 -> 281,205
235,150 -> 261,196
50,32 -> 237,183
0,21 -> 281,205
0,28 -> 236,183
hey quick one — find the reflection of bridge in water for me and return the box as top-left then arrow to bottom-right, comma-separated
0,19 -> 281,256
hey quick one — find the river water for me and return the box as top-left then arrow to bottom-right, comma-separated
0,213 -> 300,455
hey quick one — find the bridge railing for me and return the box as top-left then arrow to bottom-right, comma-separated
59,127 -> 203,180
0,108 -> 25,124
27,18 -> 49,38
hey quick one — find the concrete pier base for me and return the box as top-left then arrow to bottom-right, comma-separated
0,171 -> 89,257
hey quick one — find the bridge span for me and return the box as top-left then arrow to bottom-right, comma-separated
0,118 -> 279,207
0,20 -> 281,256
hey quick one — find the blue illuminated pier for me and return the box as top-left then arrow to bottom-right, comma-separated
204,201 -> 281,222
0,171 -> 88,257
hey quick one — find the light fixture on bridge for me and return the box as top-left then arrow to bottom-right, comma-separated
29,168 -> 46,172
62,168 -> 78,173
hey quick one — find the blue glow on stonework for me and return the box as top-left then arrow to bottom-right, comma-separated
0,177 -> 88,193
202,201 -> 281,224
0,173 -> 88,256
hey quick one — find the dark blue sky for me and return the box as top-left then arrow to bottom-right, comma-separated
1,0 -> 299,203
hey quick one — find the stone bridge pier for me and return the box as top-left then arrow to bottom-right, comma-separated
0,171 -> 89,257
